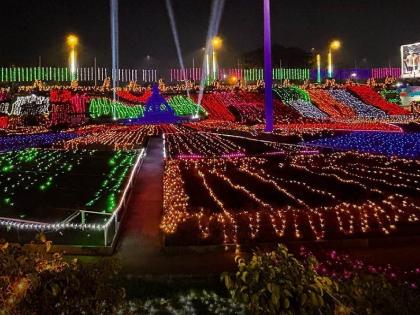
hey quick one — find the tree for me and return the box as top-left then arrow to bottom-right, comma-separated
241,45 -> 312,68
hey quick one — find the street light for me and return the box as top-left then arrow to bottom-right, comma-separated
66,34 -> 79,80
211,36 -> 223,50
211,36 -> 223,81
328,40 -> 341,78
316,54 -> 321,83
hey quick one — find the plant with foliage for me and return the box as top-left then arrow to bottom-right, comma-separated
0,234 -> 125,315
301,248 -> 420,315
221,245 -> 347,315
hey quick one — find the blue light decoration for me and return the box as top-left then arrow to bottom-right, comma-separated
125,84 -> 181,124
328,89 -> 387,118
288,100 -> 328,119
305,132 -> 420,159
273,87 -> 327,119
141,84 -> 177,123
0,132 -> 79,152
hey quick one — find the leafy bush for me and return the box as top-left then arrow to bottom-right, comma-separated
221,245 -> 345,315
0,235 -> 125,314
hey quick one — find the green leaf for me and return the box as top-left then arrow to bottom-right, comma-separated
224,274 -> 233,289
301,293 -> 308,306
284,297 -> 290,309
310,292 -> 318,306
241,271 -> 248,283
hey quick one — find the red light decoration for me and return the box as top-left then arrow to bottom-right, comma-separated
0,116 -> 8,129
347,86 -> 409,115
267,122 -> 402,132
117,90 -> 152,104
191,94 -> 236,121
308,89 -> 356,118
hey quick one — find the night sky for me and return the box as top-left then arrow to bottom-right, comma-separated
0,0 -> 419,70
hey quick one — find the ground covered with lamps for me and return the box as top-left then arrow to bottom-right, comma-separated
0,84 -> 419,314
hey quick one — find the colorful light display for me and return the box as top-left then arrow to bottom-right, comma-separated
165,132 -> 245,158
85,150 -> 137,213
270,122 -> 402,132
0,148 -> 144,235
273,88 -> 327,119
167,96 -> 207,117
0,116 -> 8,129
308,89 -> 356,118
56,126 -> 150,150
161,153 -> 419,245
306,132 -> 420,159
0,95 -> 50,116
89,98 -> 144,120
0,132 -> 78,151
328,89 -> 387,118
244,68 -> 310,81
192,94 -> 236,121
380,89 -> 402,105
347,86 -> 409,115
117,90 -> 152,103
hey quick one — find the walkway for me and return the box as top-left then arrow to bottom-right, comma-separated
116,137 -> 236,276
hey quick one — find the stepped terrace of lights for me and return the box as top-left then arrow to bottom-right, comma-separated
0,81 -> 418,248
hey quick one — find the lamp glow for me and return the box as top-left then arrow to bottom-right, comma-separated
66,34 -> 79,80
328,40 -> 341,78
211,36 -> 223,50
316,54 -> 321,83
211,36 -> 222,82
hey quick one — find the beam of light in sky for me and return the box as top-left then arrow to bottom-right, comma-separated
198,0 -> 225,107
165,0 -> 189,98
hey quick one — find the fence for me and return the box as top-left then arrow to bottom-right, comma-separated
0,67 -> 156,83
0,66 -> 403,84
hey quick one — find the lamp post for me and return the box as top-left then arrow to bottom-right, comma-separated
264,0 -> 273,132
316,54 -> 321,83
66,34 -> 79,81
328,40 -> 341,78
211,36 -> 222,82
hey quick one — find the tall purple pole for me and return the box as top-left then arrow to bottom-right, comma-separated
264,0 -> 273,132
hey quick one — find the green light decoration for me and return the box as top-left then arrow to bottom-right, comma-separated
0,67 -> 75,82
381,89 -> 401,105
273,86 -> 311,103
0,148 -> 139,216
85,150 -> 137,213
89,98 -> 144,120
244,68 -> 310,81
167,96 -> 207,116
0,148 -> 91,207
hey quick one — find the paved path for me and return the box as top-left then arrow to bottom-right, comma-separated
116,137 -> 236,276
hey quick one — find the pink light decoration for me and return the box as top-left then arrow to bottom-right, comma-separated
371,67 -> 401,79
270,122 -> 403,132
177,154 -> 205,160
70,94 -> 90,113
221,152 -> 246,158
0,92 -> 9,102
170,68 -> 242,82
